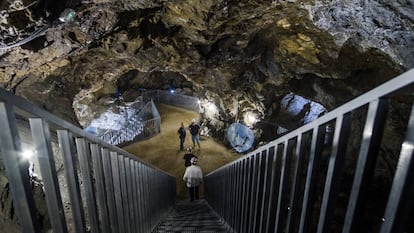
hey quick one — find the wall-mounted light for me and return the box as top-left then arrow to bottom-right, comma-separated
243,111 -> 258,127
199,99 -> 219,119
21,149 -> 34,160
206,102 -> 217,112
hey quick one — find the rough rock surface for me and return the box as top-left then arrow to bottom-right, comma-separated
1,0 -> 412,136
0,0 -> 414,232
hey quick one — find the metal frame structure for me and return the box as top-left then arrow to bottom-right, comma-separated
101,90 -> 198,146
100,99 -> 161,145
143,90 -> 200,112
205,68 -> 414,233
0,88 -> 176,233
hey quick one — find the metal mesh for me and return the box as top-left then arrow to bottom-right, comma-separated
100,90 -> 198,146
143,90 -> 200,112
100,100 -> 160,145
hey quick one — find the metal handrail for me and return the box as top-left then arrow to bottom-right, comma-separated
205,68 -> 414,233
0,88 -> 176,233
100,99 -> 161,145
143,90 -> 200,112
101,90 -> 197,146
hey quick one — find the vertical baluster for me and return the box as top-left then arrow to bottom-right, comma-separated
252,151 -> 266,232
134,162 -> 144,233
0,103 -> 40,233
118,155 -> 131,233
242,157 -> 252,233
233,159 -> 246,232
285,133 -> 309,233
298,125 -> 327,233
130,159 -> 138,233
342,99 -> 388,233
274,139 -> 295,233
259,146 -> 275,233
30,118 -> 68,233
75,138 -> 100,233
316,113 -> 352,233
142,165 -> 150,232
90,144 -> 110,233
380,103 -> 414,233
264,145 -> 278,233
57,130 -> 86,233
101,148 -> 118,233
234,161 -> 242,230
110,151 -> 125,233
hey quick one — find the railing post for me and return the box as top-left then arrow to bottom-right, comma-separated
252,151 -> 266,232
316,113 -> 352,233
101,148 -> 119,233
110,151 -> 126,233
380,103 -> 414,233
342,99 -> 389,233
57,130 -> 87,233
298,125 -> 327,233
127,158 -> 137,233
75,138 -> 100,233
118,155 -> 131,233
0,102 -> 41,233
234,161 -> 243,230
30,118 -> 68,233
242,156 -> 252,233
134,162 -> 144,233
285,132 -> 310,233
0,88 -> 177,233
90,144 -> 111,233
274,139 -> 295,233
266,144 -> 284,232
258,147 -> 274,232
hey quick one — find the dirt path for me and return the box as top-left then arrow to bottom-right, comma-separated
123,104 -> 238,200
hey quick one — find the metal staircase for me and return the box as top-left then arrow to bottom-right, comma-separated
205,68 -> 414,233
99,99 -> 161,146
152,199 -> 231,233
0,89 -> 174,233
0,68 -> 413,233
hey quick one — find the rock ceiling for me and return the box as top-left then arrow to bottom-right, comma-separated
1,0 -> 414,144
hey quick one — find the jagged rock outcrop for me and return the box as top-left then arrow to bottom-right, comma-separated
1,0 -> 412,139
0,0 -> 413,231
1,0 -> 412,135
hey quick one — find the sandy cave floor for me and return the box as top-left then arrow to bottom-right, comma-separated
122,104 -> 239,200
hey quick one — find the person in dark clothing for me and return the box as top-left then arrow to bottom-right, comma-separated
178,122 -> 186,151
183,147 -> 196,167
189,118 -> 201,149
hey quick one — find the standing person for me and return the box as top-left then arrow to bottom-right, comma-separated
178,122 -> 186,151
183,157 -> 203,202
189,118 -> 201,149
183,147 -> 195,167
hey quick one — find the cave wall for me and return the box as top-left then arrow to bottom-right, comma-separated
1,0 -> 412,139
0,0 -> 413,231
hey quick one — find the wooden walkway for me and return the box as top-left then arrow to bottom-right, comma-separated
152,199 -> 232,233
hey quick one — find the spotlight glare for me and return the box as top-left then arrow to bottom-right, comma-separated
207,102 -> 216,112
244,112 -> 258,127
22,149 -> 34,160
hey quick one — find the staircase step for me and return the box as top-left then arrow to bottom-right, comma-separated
152,199 -> 231,233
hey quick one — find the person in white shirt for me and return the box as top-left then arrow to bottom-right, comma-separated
183,157 -> 203,201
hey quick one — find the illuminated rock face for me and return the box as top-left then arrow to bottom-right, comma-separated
1,0 -> 412,143
0,5 -> 411,142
